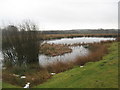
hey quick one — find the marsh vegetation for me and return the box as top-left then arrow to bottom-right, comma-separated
1,22 -> 118,88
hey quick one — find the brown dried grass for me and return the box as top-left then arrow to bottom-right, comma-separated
74,43 -> 109,66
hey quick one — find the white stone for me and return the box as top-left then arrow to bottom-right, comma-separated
80,66 -> 83,67
24,82 -> 30,88
13,74 -> 19,77
21,76 -> 26,79
50,73 -> 56,75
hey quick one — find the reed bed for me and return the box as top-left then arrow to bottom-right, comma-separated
42,34 -> 117,40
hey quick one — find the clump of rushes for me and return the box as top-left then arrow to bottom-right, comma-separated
40,43 -> 72,56
74,43 -> 109,66
45,61 -> 74,73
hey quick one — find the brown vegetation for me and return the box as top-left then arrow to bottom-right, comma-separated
2,63 -> 51,87
74,43 -> 109,66
42,34 -> 117,40
45,61 -> 74,73
25,69 -> 51,87
44,42 -> 111,74
67,40 -> 115,47
40,43 -> 72,56
116,36 -> 120,41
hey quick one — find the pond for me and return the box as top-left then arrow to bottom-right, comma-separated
39,37 -> 116,66
39,46 -> 89,66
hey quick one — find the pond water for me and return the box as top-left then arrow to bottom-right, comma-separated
39,46 -> 89,66
39,37 -> 116,66
46,37 -> 115,45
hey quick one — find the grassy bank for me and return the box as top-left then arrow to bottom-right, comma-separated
35,42 -> 118,88
2,82 -> 20,88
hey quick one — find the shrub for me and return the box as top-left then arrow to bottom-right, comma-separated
2,21 -> 43,66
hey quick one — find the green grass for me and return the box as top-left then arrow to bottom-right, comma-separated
35,42 -> 118,88
2,82 -> 21,88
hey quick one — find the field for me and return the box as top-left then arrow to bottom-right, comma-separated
2,42 -> 118,88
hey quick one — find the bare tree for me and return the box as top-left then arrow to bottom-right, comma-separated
2,22 -> 42,66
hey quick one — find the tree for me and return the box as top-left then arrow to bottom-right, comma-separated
2,22 -> 42,66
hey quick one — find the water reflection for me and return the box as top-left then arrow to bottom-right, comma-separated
46,37 -> 115,44
39,46 -> 89,66
0,52 -> 3,68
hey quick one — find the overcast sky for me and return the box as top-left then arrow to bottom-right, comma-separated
0,0 -> 119,30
